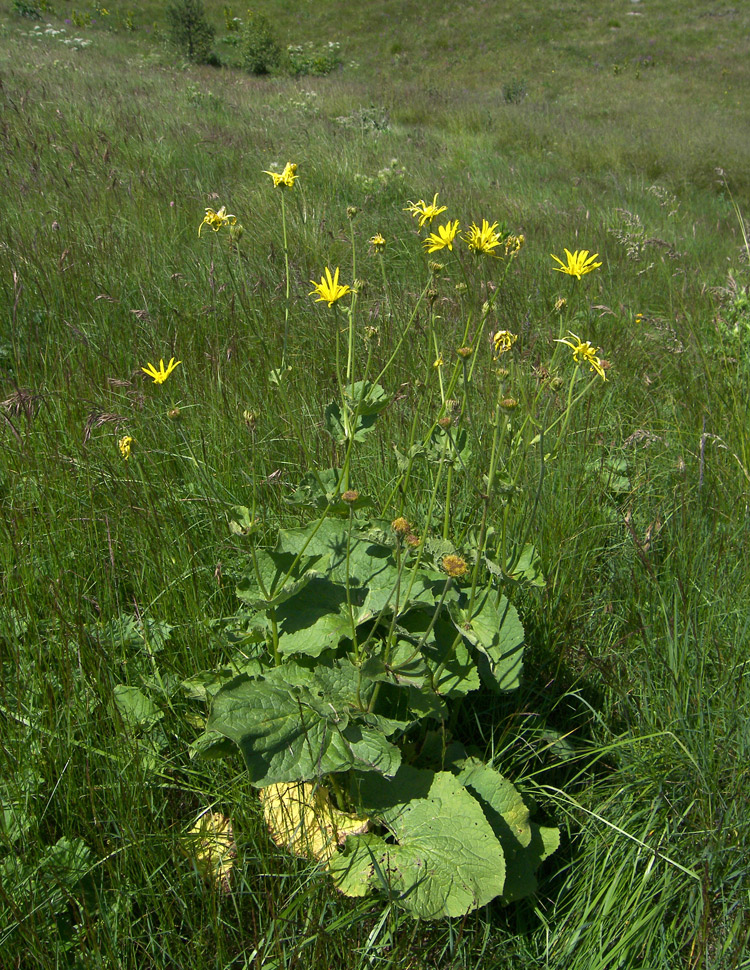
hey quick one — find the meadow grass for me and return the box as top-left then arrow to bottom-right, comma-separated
1,0 -> 749,967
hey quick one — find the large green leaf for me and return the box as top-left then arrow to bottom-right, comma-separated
455,758 -> 560,903
207,665 -> 401,786
236,549 -> 325,609
331,769 -> 506,918
398,611 -> 480,697
275,578 -> 355,657
448,589 -> 524,691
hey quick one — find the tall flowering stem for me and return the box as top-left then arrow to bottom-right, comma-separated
280,190 -> 291,367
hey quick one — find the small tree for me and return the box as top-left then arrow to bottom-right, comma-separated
240,10 -> 281,75
166,0 -> 216,65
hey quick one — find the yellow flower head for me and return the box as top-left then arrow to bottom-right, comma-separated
493,330 -> 518,358
309,267 -> 351,307
433,354 -> 444,368
404,193 -> 447,229
504,233 -> 525,258
369,233 -> 386,250
198,205 -> 237,236
141,357 -> 181,385
263,161 -> 298,188
424,220 -> 460,253
550,248 -> 603,279
555,331 -> 607,380
442,554 -> 469,579
464,219 -> 503,256
118,435 -> 133,460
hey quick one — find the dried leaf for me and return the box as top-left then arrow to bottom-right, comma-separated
183,811 -> 236,891
261,782 -> 368,862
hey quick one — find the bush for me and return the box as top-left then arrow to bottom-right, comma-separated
285,41 -> 342,77
165,0 -> 216,65
12,0 -> 42,18
240,10 -> 281,75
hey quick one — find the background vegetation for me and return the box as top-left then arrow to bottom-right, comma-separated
1,0 -> 749,967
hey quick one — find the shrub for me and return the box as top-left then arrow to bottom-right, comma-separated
12,0 -> 42,18
240,10 -> 281,75
286,40 -> 342,77
165,0 -> 216,65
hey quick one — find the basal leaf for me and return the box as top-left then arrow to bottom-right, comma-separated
207,668 -> 401,785
113,685 -> 163,729
331,769 -> 505,919
236,549 -> 325,609
455,757 -> 560,903
261,782 -> 369,862
448,590 -> 524,691
275,578 -> 354,657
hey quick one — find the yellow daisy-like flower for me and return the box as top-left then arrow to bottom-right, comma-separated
118,435 -> 133,460
493,330 -> 518,358
198,205 -> 237,236
309,267 -> 351,307
369,233 -> 386,250
141,357 -> 182,385
555,331 -> 607,380
263,161 -> 298,188
424,220 -> 460,253
464,219 -> 503,256
550,248 -> 603,279
404,193 -> 447,228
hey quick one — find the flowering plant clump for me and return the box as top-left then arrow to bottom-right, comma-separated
179,168 -> 618,921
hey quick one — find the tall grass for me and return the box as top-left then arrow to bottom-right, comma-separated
1,1 -> 749,967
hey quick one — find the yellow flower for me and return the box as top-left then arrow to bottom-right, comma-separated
263,161 -> 298,188
554,296 -> 567,312
464,219 -> 503,256
424,220 -> 460,253
504,233 -> 525,258
369,233 -> 386,250
141,357 -> 182,384
433,354 -> 444,368
198,205 -> 237,236
309,267 -> 351,307
442,554 -> 469,578
404,193 -> 447,228
493,330 -> 518,358
118,435 -> 133,460
555,331 -> 607,380
550,248 -> 603,279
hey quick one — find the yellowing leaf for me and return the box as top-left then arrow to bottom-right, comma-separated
183,811 -> 236,891
260,782 -> 368,862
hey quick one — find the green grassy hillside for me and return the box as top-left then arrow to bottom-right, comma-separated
1,1 -> 749,968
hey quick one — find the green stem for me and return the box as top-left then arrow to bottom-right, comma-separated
280,190 -> 290,367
